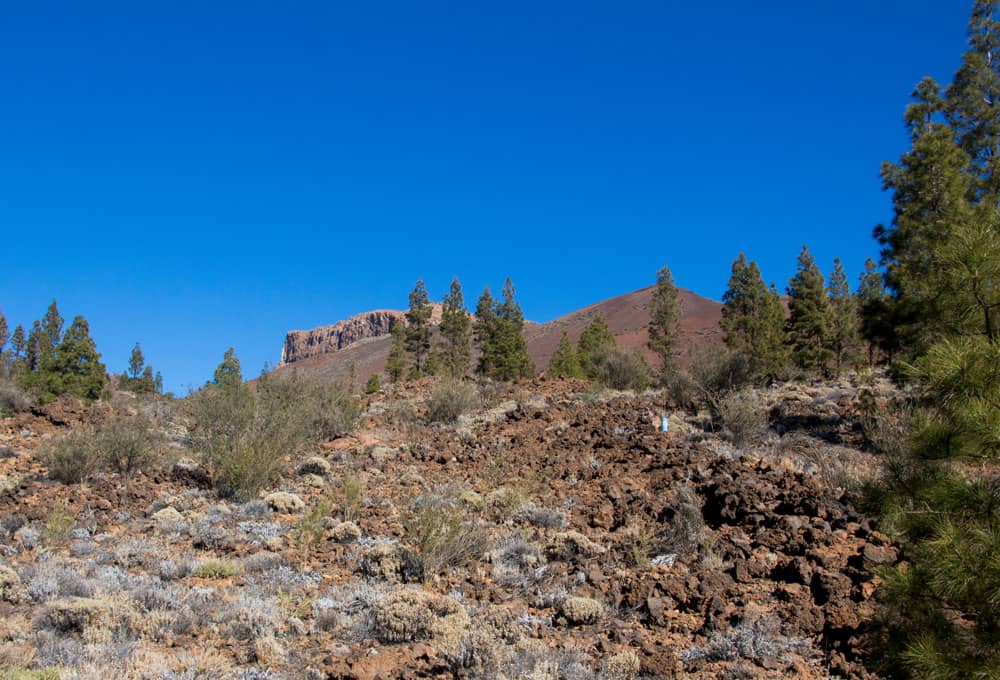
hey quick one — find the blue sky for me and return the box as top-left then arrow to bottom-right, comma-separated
0,1 -> 972,392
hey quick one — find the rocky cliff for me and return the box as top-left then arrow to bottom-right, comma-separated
281,310 -> 404,364
281,306 -> 443,364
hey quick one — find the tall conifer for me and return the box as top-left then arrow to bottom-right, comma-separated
827,258 -> 860,377
647,266 -> 682,384
786,246 -> 832,374
438,277 -> 471,378
404,279 -> 432,377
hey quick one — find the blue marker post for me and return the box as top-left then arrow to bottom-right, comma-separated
660,416 -> 669,433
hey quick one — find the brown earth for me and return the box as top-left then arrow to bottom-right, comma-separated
274,286 -> 722,387
0,376 -> 896,679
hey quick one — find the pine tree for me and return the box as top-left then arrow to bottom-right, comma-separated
475,280 -> 534,381
474,287 -> 498,377
0,310 -> 8,355
494,278 -> 534,381
786,246 -> 832,374
128,343 -> 145,380
826,258 -> 860,377
139,365 -> 156,393
945,0 -> 1000,203
720,254 -> 788,380
42,316 -> 106,401
876,121 -> 974,358
212,347 -> 243,390
863,6 -> 1000,675
385,320 -> 407,384
857,258 -> 893,367
647,266 -> 682,384
438,277 -> 471,378
154,371 -> 164,394
40,299 -> 63,363
577,315 -> 616,380
404,279 -> 432,377
547,331 -> 584,378
26,320 -> 43,372
364,373 -> 380,394
8,325 -> 25,371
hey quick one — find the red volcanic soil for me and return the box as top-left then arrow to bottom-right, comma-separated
272,286 -> 722,386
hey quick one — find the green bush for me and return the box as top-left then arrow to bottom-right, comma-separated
404,493 -> 488,578
0,377 -> 33,415
588,347 -> 650,391
426,381 -> 479,423
39,429 -> 100,483
669,345 -> 753,411
188,369 -> 360,499
93,415 -> 157,478
716,389 -> 768,448
365,373 -> 381,394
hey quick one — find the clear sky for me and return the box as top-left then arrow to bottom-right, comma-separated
0,1 -> 973,393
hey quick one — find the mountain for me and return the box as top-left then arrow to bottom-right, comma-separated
273,286 -> 722,384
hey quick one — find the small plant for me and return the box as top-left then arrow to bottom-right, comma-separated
43,502 -> 76,546
364,373 -> 381,394
622,520 -> 657,568
403,494 -> 488,578
680,615 -> 809,666
663,486 -> 705,556
276,588 -> 312,619
717,389 -> 768,448
426,381 -> 479,423
294,500 -> 332,565
340,475 -> 364,522
193,560 -> 241,579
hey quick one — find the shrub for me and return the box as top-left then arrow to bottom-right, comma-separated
193,560 -> 241,579
717,389 -> 768,448
365,374 -> 380,394
0,377 -> 33,415
426,381 -> 478,423
39,430 -> 100,484
370,588 -> 469,642
92,415 -> 158,478
680,615 -> 809,666
671,345 -> 754,411
188,371 -> 360,499
587,347 -> 650,391
403,494 -> 488,578
662,486 -> 704,556
44,503 -> 76,546
339,474 -> 365,522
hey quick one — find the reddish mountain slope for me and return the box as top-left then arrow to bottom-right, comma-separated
273,286 -> 722,385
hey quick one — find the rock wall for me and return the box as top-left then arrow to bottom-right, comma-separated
281,305 -> 443,364
281,310 -> 405,364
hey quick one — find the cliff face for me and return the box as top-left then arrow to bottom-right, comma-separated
281,305 -> 443,364
281,310 -> 404,364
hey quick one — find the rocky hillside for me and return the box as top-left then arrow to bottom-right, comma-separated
275,286 -> 722,385
0,376 -> 895,679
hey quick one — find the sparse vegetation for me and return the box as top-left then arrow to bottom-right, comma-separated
425,380 -> 478,423
403,494 -> 488,578
188,350 -> 359,498
716,389 -> 768,448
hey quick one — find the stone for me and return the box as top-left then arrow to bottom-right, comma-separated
172,458 -> 211,487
